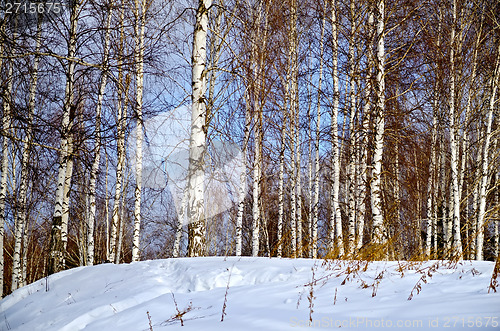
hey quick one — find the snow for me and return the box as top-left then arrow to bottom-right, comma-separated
1,257 -> 499,330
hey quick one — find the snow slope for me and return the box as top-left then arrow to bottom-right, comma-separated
1,257 -> 499,330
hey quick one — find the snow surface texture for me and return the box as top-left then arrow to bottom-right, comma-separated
1,257 -> 499,330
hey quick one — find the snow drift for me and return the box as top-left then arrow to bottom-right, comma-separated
1,257 -> 499,330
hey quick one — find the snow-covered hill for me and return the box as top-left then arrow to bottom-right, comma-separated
1,257 -> 499,330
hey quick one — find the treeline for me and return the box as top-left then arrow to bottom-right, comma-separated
0,0 -> 499,297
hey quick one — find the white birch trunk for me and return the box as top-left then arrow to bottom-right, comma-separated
354,67 -> 363,255
471,116 -> 485,260
292,1 -> 301,258
448,0 -> 463,259
356,6 -> 374,251
290,141 -> 296,257
395,140 -> 401,222
476,41 -> 500,261
252,103 -> 262,257
116,184 -> 127,264
61,131 -> 75,258
4,38 -> 15,290
459,5 -> 483,259
307,61 -> 313,258
446,181 -> 453,254
287,0 -> 298,257
329,0 -> 343,256
132,0 -> 147,262
0,28 -> 11,295
425,93 -> 439,257
370,0 -> 386,247
49,0 -> 80,275
187,0 -> 211,257
247,0 -> 268,258
296,130 -> 302,257
346,0 -> 357,257
104,151 -> 110,261
277,91 -> 287,258
87,4 -> 113,266
438,133 -> 449,256
495,220 -> 499,259
236,94 -> 251,257
21,217 -> 29,287
109,6 -> 128,262
312,2 -> 327,259
356,118 -> 369,251
494,177 -> 499,258
425,11 -> 442,256
12,16 -> 42,289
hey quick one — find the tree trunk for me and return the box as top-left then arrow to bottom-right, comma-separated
286,0 -> 299,258
448,0 -> 463,259
438,131 -> 449,258
494,174 -> 499,258
109,6 -> 128,262
476,40 -> 500,261
236,92 -> 251,257
425,77 -> 439,258
292,0 -> 301,257
187,0 -> 211,257
356,4 -> 374,251
252,99 -> 262,257
329,0 -> 343,256
312,0 -> 327,259
307,59 -> 313,258
458,3 -> 484,260
370,0 -> 386,249
48,0 -> 80,275
132,0 -> 147,262
296,126 -> 302,257
251,0 -> 269,257
346,0 -> 357,257
87,3 -> 113,266
277,96 -> 286,257
12,15 -> 42,289
116,184 -> 127,263
425,9 -> 442,258
0,25 -> 11,295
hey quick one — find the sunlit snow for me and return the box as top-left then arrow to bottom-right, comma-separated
1,257 -> 499,330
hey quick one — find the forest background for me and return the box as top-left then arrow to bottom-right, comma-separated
0,0 -> 499,298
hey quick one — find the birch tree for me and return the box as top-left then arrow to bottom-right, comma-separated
250,0 -> 268,257
329,0 -> 343,256
277,45 -> 288,257
356,3 -> 374,251
48,0 -> 81,275
0,24 -> 11,296
87,0 -> 114,266
448,0 -> 463,259
346,0 -> 358,257
187,0 -> 211,257
236,89 -> 251,257
311,0 -> 327,259
306,56 -> 313,258
11,14 -> 43,289
458,2 -> 484,259
476,38 -> 500,261
370,0 -> 386,251
131,0 -> 147,262
288,0 -> 299,257
424,10 -> 442,258
109,3 -> 128,262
